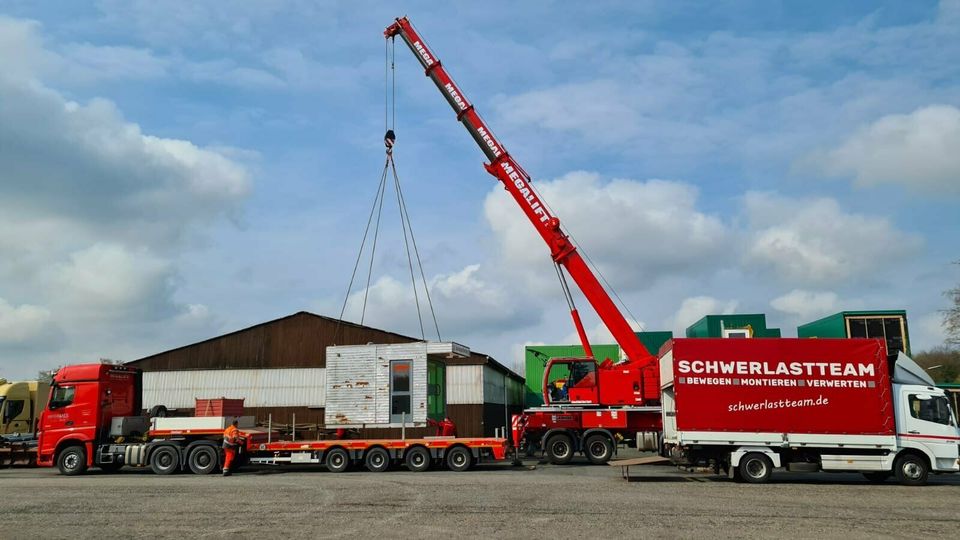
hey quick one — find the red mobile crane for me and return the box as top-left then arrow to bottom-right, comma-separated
385,17 -> 662,464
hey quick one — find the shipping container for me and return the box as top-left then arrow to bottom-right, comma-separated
798,310 -> 910,358
636,331 -> 673,356
685,314 -> 781,338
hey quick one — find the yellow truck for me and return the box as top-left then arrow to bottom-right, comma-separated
0,378 -> 50,438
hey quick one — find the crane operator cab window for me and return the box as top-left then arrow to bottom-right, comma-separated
548,361 -> 598,404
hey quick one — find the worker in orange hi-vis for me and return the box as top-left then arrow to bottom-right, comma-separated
222,419 -> 243,476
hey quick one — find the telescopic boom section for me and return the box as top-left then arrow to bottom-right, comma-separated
385,17 -> 655,368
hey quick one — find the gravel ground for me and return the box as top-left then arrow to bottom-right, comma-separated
2,451 -> 959,539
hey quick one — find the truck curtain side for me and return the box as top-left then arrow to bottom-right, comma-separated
660,338 -> 960,485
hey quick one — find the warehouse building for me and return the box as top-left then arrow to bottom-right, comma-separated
127,311 -> 523,438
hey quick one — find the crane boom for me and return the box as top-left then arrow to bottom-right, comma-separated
385,17 -> 655,369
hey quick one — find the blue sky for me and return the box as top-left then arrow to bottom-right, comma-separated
0,1 -> 958,378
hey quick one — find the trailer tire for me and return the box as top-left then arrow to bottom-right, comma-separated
188,445 -> 219,475
325,448 -> 350,473
895,453 -> 928,486
365,447 -> 390,473
545,434 -> 574,465
150,446 -> 180,475
446,446 -> 473,472
738,453 -> 773,484
405,446 -> 431,472
862,471 -> 891,483
584,434 -> 614,464
57,445 -> 87,476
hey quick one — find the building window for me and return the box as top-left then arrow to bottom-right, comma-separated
390,360 -> 412,423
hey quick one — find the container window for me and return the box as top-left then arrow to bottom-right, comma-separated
390,360 -> 412,422
848,318 -> 868,338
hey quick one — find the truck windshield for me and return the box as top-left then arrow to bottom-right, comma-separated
908,394 -> 955,426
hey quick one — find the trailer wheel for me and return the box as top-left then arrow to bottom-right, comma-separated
405,446 -> 431,472
365,447 -> 390,473
545,434 -> 574,465
150,446 -> 180,475
862,471 -> 891,483
738,453 -> 773,484
57,445 -> 87,476
325,448 -> 350,473
895,454 -> 928,486
188,445 -> 219,475
446,447 -> 473,472
584,435 -> 614,465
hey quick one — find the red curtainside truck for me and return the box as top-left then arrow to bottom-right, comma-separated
660,338 -> 960,485
37,363 -> 508,476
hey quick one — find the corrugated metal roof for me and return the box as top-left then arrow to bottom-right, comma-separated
142,368 -> 326,409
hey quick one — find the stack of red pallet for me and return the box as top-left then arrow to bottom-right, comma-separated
195,398 -> 245,417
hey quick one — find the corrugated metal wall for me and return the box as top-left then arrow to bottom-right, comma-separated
324,343 -> 429,427
129,312 -> 418,371
142,368 -> 326,409
447,365 -> 483,404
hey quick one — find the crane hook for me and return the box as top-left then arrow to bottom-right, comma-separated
384,129 -> 396,154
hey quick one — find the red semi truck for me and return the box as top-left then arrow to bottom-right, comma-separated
660,338 -> 960,485
37,363 -> 508,475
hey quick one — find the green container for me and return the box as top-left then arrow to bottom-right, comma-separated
686,314 -> 781,338
524,344 -> 620,407
798,310 -> 910,356
636,331 -> 674,356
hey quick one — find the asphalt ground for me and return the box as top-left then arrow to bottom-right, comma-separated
2,450 -> 959,539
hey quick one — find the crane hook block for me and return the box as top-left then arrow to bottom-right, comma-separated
384,129 -> 396,149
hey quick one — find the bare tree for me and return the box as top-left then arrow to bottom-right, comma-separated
945,261 -> 960,348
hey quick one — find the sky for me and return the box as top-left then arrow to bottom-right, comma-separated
0,0 -> 958,379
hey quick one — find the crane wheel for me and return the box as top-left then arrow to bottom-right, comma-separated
545,434 -> 574,465
584,435 -> 614,464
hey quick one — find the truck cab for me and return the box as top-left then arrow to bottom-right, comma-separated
36,364 -> 141,472
0,379 -> 50,438
894,383 -> 960,482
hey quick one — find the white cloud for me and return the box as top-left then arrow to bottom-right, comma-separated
812,105 -> 960,195
0,17 -> 252,376
484,171 -> 728,294
743,192 -> 921,285
770,289 -> 840,321
341,265 -> 540,340
0,298 -> 59,348
667,296 -> 739,335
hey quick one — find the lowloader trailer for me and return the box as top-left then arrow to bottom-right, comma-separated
660,338 -> 960,486
37,363 -> 508,476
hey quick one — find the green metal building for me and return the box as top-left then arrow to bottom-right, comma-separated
798,310 -> 910,357
636,331 -> 674,355
524,344 -> 620,407
686,314 -> 781,338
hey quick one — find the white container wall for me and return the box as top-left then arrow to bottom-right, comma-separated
142,368 -> 326,409
446,365 -> 484,405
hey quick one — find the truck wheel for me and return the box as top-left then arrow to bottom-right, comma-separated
584,435 -> 614,465
545,434 -> 574,465
364,447 -> 390,473
446,447 -> 473,472
738,453 -> 773,484
188,445 -> 219,475
150,446 -> 180,475
405,446 -> 431,472
57,445 -> 87,476
325,448 -> 350,473
895,454 -> 928,486
862,471 -> 891,483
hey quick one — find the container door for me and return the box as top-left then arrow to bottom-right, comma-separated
899,389 -> 960,469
